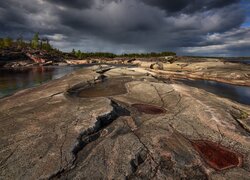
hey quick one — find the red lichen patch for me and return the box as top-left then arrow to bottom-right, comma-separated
132,104 -> 166,114
192,140 -> 243,171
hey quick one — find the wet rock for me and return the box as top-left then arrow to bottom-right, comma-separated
71,77 -> 131,98
131,103 -> 166,114
192,140 -> 243,170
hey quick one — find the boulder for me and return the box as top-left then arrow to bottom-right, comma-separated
150,62 -> 164,70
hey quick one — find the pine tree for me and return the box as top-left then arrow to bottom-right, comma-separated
76,50 -> 82,59
31,32 -> 39,49
3,37 -> 12,47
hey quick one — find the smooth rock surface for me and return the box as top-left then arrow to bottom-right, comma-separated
0,66 -> 250,179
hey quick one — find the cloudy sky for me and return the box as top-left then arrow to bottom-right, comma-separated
0,0 -> 250,56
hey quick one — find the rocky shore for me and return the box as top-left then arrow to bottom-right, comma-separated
0,48 -> 67,68
66,57 -> 250,86
0,65 -> 250,179
1,47 -> 249,87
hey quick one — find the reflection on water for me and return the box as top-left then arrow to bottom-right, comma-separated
0,66 -> 82,98
178,79 -> 250,105
77,77 -> 131,98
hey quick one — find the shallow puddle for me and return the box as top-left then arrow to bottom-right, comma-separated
192,140 -> 242,170
78,77 -> 131,98
132,103 -> 166,114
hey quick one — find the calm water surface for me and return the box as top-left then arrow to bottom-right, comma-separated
225,59 -> 250,64
0,66 -> 83,98
178,79 -> 250,105
0,64 -> 135,98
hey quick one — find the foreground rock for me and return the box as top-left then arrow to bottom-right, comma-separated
0,66 -> 250,179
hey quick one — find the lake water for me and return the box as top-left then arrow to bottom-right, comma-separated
0,64 -> 136,99
0,66 -> 84,98
177,79 -> 250,105
225,59 -> 250,64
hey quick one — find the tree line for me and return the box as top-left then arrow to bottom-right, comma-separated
71,49 -> 176,59
0,33 -> 52,51
0,33 -> 176,58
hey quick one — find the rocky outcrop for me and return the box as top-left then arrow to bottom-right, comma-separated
3,60 -> 34,68
0,48 -> 65,68
0,67 -> 250,179
0,49 -> 28,61
150,62 -> 164,70
146,59 -> 250,86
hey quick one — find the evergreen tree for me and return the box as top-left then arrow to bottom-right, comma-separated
3,37 -> 12,47
31,32 -> 39,49
41,38 -> 52,51
76,50 -> 82,59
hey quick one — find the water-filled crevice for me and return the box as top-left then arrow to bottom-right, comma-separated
192,140 -> 243,171
131,103 -> 166,115
49,100 -> 130,179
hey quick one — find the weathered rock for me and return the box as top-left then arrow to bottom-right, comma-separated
150,62 -> 164,70
0,67 -> 250,179
147,60 -> 250,86
95,65 -> 113,74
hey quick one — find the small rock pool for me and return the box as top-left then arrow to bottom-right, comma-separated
177,79 -> 250,105
77,77 -> 131,98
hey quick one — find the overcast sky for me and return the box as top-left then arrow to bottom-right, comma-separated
0,0 -> 250,56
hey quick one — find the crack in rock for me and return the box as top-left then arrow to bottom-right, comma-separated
127,148 -> 148,179
124,118 -> 160,179
49,99 -> 130,179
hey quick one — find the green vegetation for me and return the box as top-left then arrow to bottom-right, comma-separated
119,51 -> 176,58
0,33 -> 53,51
0,33 -> 176,59
73,51 -> 117,59
0,37 -> 13,48
72,50 -> 176,59
31,33 -> 39,49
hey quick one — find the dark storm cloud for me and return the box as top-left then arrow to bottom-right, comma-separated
45,0 -> 93,9
140,0 -> 240,13
0,0 -> 249,56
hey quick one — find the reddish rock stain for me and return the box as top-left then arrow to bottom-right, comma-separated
192,140 -> 242,171
132,103 -> 166,114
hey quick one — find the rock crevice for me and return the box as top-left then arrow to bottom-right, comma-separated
49,100 -> 130,179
